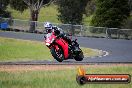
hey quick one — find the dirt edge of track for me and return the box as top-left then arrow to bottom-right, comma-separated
0,64 -> 131,72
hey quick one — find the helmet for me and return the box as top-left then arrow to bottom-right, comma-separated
44,22 -> 53,33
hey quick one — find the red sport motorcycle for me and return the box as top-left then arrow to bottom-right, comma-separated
44,32 -> 84,62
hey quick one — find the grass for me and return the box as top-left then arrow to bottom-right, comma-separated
0,65 -> 131,88
0,37 -> 99,62
0,37 -> 52,61
81,47 -> 100,57
7,4 -> 91,25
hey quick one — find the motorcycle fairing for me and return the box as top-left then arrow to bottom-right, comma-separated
55,38 -> 69,59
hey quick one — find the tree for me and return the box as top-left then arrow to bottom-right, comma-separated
129,0 -> 132,14
85,0 -> 96,16
57,0 -> 88,25
91,0 -> 130,28
10,0 -> 52,32
0,0 -> 10,17
10,0 -> 27,12
57,0 -> 88,35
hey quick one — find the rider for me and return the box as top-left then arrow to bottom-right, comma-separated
44,22 -> 72,45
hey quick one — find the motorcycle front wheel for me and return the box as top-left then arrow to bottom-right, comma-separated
50,45 -> 64,62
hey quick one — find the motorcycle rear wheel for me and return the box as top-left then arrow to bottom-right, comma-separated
74,50 -> 84,61
50,45 -> 64,62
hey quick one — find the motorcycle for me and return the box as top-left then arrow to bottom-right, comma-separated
44,32 -> 84,62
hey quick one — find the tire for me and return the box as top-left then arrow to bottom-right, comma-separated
50,45 -> 64,62
74,51 -> 84,61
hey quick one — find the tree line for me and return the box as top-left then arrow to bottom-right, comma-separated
0,0 -> 131,32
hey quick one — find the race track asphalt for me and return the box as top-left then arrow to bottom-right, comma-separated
0,31 -> 132,64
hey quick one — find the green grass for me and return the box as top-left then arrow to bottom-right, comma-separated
0,65 -> 131,88
0,37 -> 99,61
83,15 -> 93,25
0,37 -> 52,61
7,4 -> 91,25
81,47 -> 100,57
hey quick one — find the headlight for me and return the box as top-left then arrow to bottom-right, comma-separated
46,43 -> 50,46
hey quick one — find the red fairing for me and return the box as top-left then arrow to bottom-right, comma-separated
55,38 -> 69,59
44,32 -> 69,59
